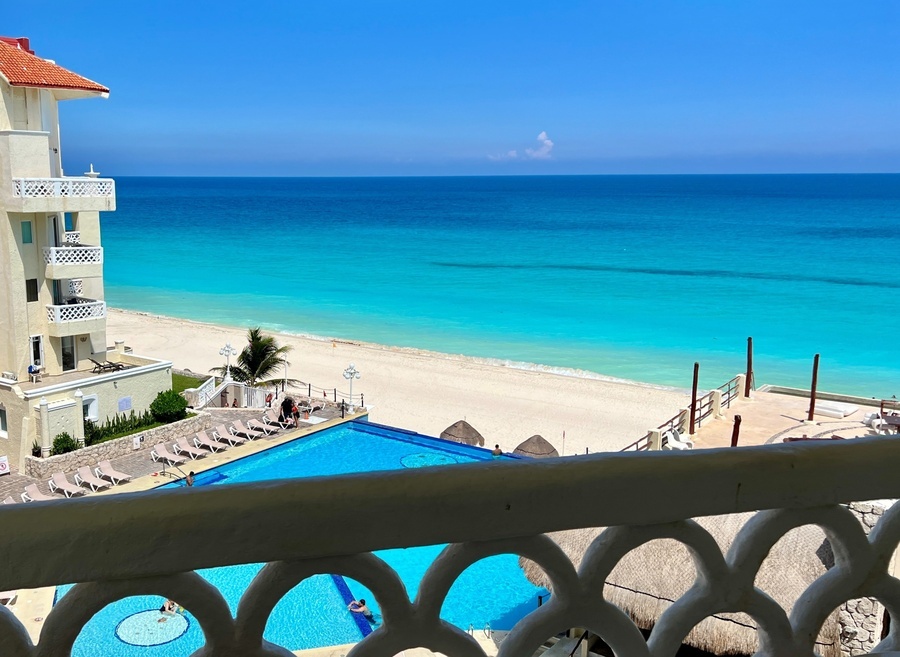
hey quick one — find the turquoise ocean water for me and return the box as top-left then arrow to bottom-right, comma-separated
103,175 -> 900,397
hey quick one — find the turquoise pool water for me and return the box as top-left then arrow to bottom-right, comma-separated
58,421 -> 545,655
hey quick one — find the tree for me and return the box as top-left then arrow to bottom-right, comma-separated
210,327 -> 295,388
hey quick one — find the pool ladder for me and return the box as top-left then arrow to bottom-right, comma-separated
467,622 -> 492,639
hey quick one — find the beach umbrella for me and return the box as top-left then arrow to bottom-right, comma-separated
440,420 -> 485,447
513,434 -> 559,458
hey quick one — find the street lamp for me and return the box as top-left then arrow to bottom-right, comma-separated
219,342 -> 237,381
343,363 -> 361,411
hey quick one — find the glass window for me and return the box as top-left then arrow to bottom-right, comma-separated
0,408 -> 7,437
61,336 -> 76,371
21,221 -> 33,244
30,336 -> 43,367
25,279 -> 38,302
82,396 -> 98,421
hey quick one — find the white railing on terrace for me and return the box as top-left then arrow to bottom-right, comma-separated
64,230 -> 81,245
0,438 -> 899,657
46,300 -> 106,323
42,245 -> 103,266
11,177 -> 114,199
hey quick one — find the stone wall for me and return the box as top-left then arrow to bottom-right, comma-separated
22,412 -> 211,479
839,502 -> 887,656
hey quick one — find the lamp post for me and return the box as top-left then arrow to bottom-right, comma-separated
343,363 -> 361,411
219,342 -> 237,382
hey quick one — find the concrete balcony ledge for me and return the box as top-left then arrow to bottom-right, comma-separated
43,245 -> 103,279
0,438 -> 898,656
45,300 -> 106,337
6,176 -> 116,212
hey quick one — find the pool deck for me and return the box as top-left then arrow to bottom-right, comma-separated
7,407 -> 366,645
293,633 -> 504,656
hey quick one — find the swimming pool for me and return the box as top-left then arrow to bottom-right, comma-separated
59,420 -> 546,656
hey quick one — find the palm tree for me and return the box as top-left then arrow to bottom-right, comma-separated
210,328 -> 295,387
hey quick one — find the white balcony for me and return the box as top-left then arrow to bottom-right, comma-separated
43,245 -> 103,279
0,438 -> 897,657
45,299 -> 106,337
7,176 -> 116,212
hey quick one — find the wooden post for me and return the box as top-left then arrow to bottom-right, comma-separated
745,337 -> 753,396
731,414 -> 742,447
689,362 -> 700,435
807,353 -> 820,422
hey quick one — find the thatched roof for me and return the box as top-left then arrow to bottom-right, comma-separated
520,513 -> 840,657
440,420 -> 485,447
513,434 -> 559,458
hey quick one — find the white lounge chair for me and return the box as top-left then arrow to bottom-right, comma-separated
173,436 -> 207,460
231,421 -> 264,440
48,472 -> 87,498
1,496 -> 15,505
95,460 -> 132,485
214,425 -> 247,446
74,466 -> 112,492
21,484 -> 57,502
263,410 -> 292,429
662,429 -> 693,451
247,418 -> 275,435
194,431 -> 228,452
151,443 -> 187,466
0,590 -> 17,607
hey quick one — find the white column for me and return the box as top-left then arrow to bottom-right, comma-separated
649,429 -> 663,451
39,397 -> 51,457
711,389 -> 723,419
73,389 -> 85,446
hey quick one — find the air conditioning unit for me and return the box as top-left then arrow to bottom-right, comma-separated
0,371 -> 17,381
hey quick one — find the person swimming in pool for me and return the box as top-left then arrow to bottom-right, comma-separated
157,599 -> 178,622
347,598 -> 375,622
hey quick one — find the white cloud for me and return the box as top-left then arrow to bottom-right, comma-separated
525,131 -> 554,159
489,132 -> 554,161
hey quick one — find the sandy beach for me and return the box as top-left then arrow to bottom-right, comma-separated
108,308 -> 690,455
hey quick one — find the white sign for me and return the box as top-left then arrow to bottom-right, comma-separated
133,436 -> 141,451
0,456 -> 9,476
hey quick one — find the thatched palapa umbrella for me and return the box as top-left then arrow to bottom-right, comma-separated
440,420 -> 485,447
520,513 -> 842,656
513,434 -> 559,458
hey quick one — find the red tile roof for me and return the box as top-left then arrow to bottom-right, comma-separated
0,38 -> 108,94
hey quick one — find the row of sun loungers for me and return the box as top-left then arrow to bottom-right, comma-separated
17,460 -> 134,502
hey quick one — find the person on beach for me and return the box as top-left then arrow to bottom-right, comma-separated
491,444 -> 502,458
280,398 -> 293,423
185,471 -> 195,487
291,402 -> 300,427
348,598 -> 374,622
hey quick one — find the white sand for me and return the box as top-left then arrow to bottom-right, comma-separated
108,309 -> 690,455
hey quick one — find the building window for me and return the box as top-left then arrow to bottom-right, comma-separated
21,221 -> 33,244
61,336 -> 76,371
25,279 -> 39,302
0,408 -> 7,438
82,395 -> 99,422
30,335 -> 43,367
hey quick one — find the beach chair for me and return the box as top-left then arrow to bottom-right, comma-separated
194,431 -> 229,453
263,410 -> 292,429
214,425 -> 247,446
74,466 -> 112,492
1,496 -> 16,505
231,421 -> 264,440
173,436 -> 207,460
48,472 -> 88,498
94,460 -> 133,485
247,418 -> 275,435
21,484 -> 57,502
0,590 -> 17,607
88,357 -> 125,374
662,429 -> 693,451
151,443 -> 188,466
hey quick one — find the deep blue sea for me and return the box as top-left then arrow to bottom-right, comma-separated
103,175 -> 900,398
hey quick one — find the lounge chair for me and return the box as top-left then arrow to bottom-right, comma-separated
247,418 -> 275,435
88,357 -> 125,374
21,484 -> 57,502
1,496 -> 15,505
0,590 -> 17,607
662,429 -> 693,451
94,460 -> 133,484
74,466 -> 112,492
263,410 -> 292,429
48,472 -> 87,498
231,421 -> 264,440
151,443 -> 187,466
173,436 -> 207,460
214,425 -> 247,446
194,431 -> 228,453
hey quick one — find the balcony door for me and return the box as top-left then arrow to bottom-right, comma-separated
51,280 -> 64,305
61,336 -> 76,372
47,215 -> 61,248
30,335 -> 44,368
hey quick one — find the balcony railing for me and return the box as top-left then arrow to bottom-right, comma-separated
11,177 -> 114,199
64,231 -> 81,245
0,438 -> 898,656
46,299 -> 106,323
42,245 -> 103,266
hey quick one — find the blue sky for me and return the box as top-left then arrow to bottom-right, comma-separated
7,1 -> 900,175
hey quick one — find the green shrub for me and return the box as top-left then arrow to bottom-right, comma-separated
31,440 -> 41,457
51,432 -> 79,455
83,420 -> 103,446
150,389 -> 188,423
